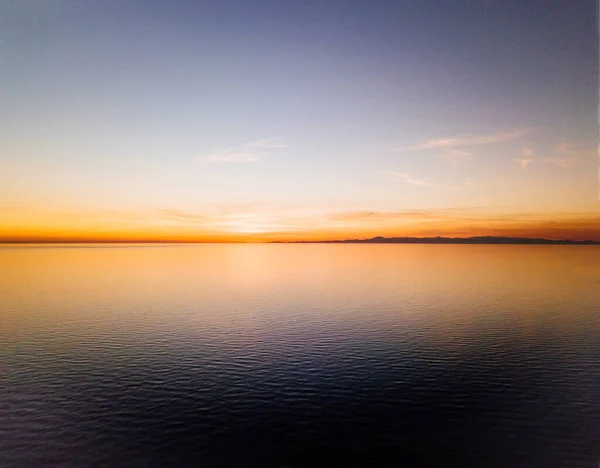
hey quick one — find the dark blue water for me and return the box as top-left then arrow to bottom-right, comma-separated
1,244 -> 599,467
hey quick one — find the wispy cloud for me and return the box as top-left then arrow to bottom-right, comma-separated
328,209 -> 467,222
386,171 -> 457,189
540,156 -> 579,167
554,142 -> 582,157
515,147 -> 534,169
539,143 -> 588,167
437,146 -> 474,162
514,143 -> 594,169
197,137 -> 287,164
396,129 -> 529,162
397,129 -> 529,150
157,209 -> 208,223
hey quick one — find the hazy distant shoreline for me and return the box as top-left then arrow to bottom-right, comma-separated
272,236 -> 600,245
1,236 -> 599,245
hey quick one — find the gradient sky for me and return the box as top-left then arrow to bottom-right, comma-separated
1,0 -> 598,241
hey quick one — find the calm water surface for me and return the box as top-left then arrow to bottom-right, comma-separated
1,244 -> 599,467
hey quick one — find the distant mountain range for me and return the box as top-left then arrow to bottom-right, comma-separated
275,236 -> 600,245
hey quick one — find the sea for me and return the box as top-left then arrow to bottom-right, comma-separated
1,244 -> 599,467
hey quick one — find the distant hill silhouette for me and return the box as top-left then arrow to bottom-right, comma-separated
275,236 -> 600,245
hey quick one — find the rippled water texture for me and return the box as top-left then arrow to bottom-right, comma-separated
1,244 -> 599,467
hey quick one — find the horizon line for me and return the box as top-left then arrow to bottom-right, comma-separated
2,235 -> 599,245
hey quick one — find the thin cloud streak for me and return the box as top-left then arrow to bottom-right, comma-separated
328,207 -> 491,223
387,171 -> 457,190
196,138 -> 287,164
396,129 -> 529,162
514,143 -> 594,168
157,209 -> 208,223
438,146 -> 474,162
397,129 -> 529,151
554,142 -> 589,157
540,157 -> 580,167
539,142 -> 592,167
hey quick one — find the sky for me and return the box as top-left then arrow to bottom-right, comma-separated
1,0 -> 598,241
